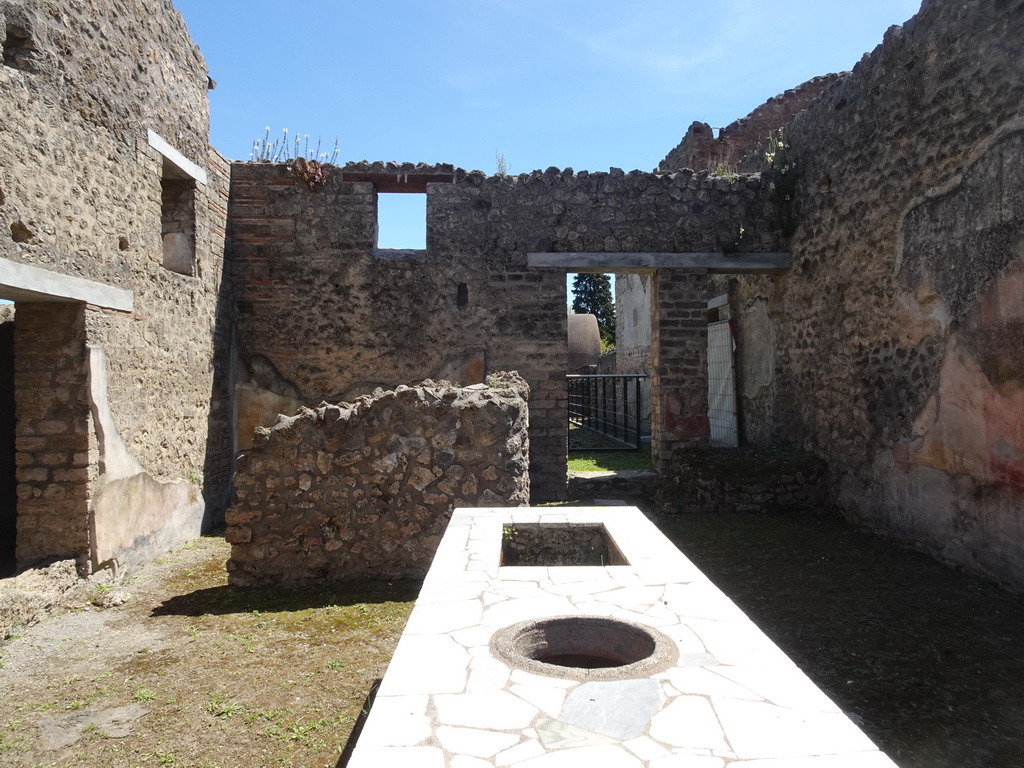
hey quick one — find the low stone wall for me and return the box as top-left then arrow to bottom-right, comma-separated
226,374 -> 530,585
648,446 -> 829,515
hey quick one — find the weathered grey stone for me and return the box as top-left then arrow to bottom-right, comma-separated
718,0 -> 1024,587
227,374 -> 530,585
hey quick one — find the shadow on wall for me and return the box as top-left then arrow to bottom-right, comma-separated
0,316 -> 14,576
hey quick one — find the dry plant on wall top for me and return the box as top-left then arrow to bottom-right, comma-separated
762,129 -> 797,236
250,127 -> 341,189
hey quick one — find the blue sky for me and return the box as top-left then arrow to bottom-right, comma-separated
173,0 -> 921,254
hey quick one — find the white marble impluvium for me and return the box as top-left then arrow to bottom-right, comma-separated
346,507 -> 899,768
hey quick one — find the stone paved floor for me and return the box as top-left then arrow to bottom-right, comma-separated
347,507 -> 899,767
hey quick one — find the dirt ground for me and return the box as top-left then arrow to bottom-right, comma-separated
0,535 -> 417,768
3,510 -> 1024,768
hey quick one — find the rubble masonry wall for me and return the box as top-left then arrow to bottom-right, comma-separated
726,0 -> 1024,586
0,0 -> 231,570
226,374 -> 530,584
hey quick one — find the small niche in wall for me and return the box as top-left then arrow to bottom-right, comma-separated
457,283 -> 469,307
147,130 -> 207,277
161,177 -> 196,275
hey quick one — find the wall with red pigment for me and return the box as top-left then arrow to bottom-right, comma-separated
722,0 -> 1024,587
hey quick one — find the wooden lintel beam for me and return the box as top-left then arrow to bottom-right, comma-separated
342,172 -> 456,193
526,251 -> 792,274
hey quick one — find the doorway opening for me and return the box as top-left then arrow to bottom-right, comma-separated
0,308 -> 14,576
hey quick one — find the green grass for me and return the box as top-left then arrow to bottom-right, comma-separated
567,450 -> 653,472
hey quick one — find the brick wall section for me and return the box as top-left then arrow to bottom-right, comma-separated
230,162 -> 783,502
651,270 -> 709,471
658,74 -> 842,173
226,375 -> 530,585
14,303 -> 93,566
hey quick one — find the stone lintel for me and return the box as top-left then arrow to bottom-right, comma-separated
147,129 -> 208,185
0,258 -> 134,311
527,252 -> 791,274
343,171 -> 456,193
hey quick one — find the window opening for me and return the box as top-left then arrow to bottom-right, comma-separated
376,193 -> 426,251
161,176 -> 196,275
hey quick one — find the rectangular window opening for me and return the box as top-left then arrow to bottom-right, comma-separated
376,193 -> 426,252
161,177 -> 196,276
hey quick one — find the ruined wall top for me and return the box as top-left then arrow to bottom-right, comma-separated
227,373 -> 531,585
657,73 -> 843,173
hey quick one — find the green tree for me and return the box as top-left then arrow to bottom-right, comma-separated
571,273 -> 615,346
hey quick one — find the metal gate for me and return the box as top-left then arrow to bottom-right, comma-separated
707,319 -> 739,447
567,374 -> 647,450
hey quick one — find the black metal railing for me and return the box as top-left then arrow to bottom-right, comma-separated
567,374 -> 648,450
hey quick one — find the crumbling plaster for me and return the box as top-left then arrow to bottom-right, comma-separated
725,0 -> 1024,586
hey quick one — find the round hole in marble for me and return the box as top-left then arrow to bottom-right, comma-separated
490,615 -> 678,681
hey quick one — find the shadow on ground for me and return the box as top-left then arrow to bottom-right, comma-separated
651,510 -> 1024,768
152,579 -> 422,617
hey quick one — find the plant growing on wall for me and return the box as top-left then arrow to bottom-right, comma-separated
762,129 -> 797,237
250,128 -> 341,189
291,157 -> 330,188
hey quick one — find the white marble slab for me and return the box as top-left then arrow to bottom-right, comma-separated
345,507 -> 899,767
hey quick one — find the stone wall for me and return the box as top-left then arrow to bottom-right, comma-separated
226,374 -> 530,585
0,0 -> 232,573
648,446 -> 829,515
229,162 -> 783,500
723,0 -> 1024,587
658,75 -> 842,173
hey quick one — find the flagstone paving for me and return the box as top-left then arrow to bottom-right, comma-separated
347,507 -> 899,767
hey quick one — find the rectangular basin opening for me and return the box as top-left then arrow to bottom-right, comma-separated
500,523 -> 629,566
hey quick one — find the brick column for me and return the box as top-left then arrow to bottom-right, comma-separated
651,269 -> 709,472
14,303 -> 94,569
